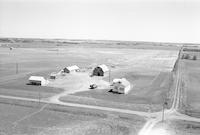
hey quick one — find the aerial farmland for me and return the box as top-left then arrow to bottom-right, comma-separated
1,38 -> 200,135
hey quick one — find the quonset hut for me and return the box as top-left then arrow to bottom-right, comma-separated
92,64 -> 109,76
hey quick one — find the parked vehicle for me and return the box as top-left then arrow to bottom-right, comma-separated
89,84 -> 98,89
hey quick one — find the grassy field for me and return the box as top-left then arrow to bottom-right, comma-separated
180,52 -> 200,117
167,120 -> 200,135
145,119 -> 200,135
0,98 -> 145,135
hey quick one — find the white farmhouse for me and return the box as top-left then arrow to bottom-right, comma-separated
110,78 -> 131,94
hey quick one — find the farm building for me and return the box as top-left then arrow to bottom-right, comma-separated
93,64 -> 109,76
110,78 -> 131,94
63,65 -> 80,73
50,72 -> 57,79
28,76 -> 47,86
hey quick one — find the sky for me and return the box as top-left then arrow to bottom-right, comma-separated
0,0 -> 200,43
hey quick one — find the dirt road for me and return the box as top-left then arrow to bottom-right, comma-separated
0,94 -> 150,117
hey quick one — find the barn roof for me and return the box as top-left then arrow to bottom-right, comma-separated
66,65 -> 80,71
98,64 -> 109,72
29,76 -> 45,81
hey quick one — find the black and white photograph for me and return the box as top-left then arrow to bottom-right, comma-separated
0,0 -> 200,135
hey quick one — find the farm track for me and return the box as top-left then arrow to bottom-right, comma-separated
0,94 -> 150,117
12,104 -> 48,128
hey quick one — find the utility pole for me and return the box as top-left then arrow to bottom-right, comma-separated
162,104 -> 165,122
16,62 -> 18,74
109,68 -> 111,82
162,101 -> 168,122
38,90 -> 41,105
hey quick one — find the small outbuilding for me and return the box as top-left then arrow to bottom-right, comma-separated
28,76 -> 46,86
110,78 -> 131,94
50,72 -> 57,79
93,64 -> 109,76
63,65 -> 80,73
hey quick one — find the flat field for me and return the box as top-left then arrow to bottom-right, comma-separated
167,120 -> 200,135
180,52 -> 200,117
0,100 -> 145,135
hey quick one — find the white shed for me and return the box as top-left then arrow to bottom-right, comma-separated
110,78 -> 131,94
63,65 -> 80,73
50,72 -> 57,79
28,76 -> 46,86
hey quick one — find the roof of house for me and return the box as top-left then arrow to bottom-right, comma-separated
113,78 -> 122,83
113,78 -> 130,87
98,64 -> 109,72
29,76 -> 45,81
50,72 -> 57,76
66,65 -> 80,71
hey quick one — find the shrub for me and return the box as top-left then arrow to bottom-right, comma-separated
184,54 -> 190,59
193,55 -> 197,60
181,54 -> 185,59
